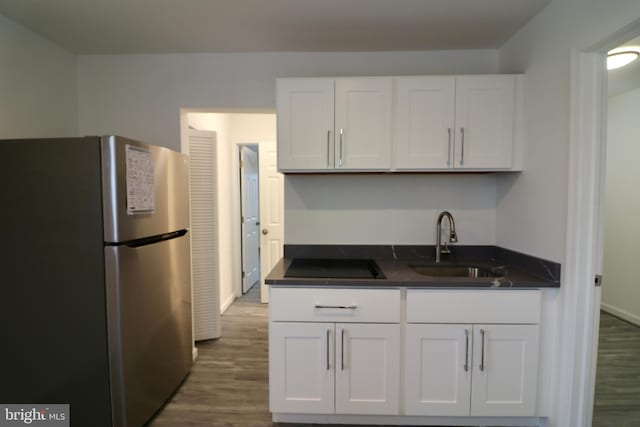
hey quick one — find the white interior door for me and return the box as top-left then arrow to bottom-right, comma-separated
240,146 -> 260,293
188,129 -> 221,341
259,142 -> 284,303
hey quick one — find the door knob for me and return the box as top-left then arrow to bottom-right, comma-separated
262,229 -> 269,235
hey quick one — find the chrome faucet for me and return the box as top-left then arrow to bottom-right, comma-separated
435,211 -> 458,263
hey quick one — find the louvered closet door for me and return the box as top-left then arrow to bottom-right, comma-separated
188,129 -> 221,340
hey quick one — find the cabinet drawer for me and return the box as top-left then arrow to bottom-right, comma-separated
270,287 -> 400,323
407,290 -> 540,324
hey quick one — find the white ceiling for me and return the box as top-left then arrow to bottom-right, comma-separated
608,36 -> 640,97
0,0 -> 550,54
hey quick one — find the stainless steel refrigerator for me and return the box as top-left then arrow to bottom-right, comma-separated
0,136 -> 193,427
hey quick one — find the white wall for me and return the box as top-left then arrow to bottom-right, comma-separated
496,1 -> 640,426
497,0 -> 640,263
78,50 -> 500,247
0,13 -> 77,138
601,88 -> 640,326
78,50 -> 497,151
286,174 -> 496,245
187,112 -> 276,312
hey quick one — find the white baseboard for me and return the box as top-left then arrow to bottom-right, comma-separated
601,302 -> 640,327
192,346 -> 198,362
220,294 -> 236,314
273,413 -> 543,426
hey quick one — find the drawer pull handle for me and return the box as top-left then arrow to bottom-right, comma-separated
314,305 -> 358,310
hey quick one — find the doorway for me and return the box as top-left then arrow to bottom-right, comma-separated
592,34 -> 640,427
562,23 -> 640,427
180,110 -> 282,312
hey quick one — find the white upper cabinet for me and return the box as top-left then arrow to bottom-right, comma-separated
394,75 -> 518,170
277,74 -> 523,172
277,78 -> 334,170
454,75 -> 515,169
334,78 -> 393,170
394,76 -> 456,169
277,77 -> 392,172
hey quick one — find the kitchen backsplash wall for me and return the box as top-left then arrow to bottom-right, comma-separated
285,174 -> 497,245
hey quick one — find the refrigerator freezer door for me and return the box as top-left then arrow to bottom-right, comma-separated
102,135 -> 190,243
105,234 -> 193,427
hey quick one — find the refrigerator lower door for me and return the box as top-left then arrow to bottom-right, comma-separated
105,234 -> 192,427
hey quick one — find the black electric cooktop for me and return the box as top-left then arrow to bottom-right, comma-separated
284,258 -> 386,279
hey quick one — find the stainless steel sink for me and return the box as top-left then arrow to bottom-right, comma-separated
409,264 -> 502,278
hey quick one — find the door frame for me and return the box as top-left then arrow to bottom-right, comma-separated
561,21 -> 640,427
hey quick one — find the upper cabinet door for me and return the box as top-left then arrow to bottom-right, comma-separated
454,76 -> 515,169
277,78 -> 334,171
395,77 -> 456,170
334,78 -> 393,170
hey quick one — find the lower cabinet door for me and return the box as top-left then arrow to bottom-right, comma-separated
471,324 -> 540,416
269,322 -> 335,413
404,324 -> 472,416
335,323 -> 400,415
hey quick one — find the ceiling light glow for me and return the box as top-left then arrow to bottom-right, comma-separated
607,50 -> 639,70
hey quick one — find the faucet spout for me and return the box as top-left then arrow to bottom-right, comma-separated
436,211 -> 457,263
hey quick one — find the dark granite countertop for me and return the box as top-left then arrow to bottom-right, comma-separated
265,245 -> 561,289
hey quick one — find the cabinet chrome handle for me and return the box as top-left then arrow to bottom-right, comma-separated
464,329 -> 469,372
480,329 -> 486,372
326,329 -> 330,370
460,128 -> 465,166
314,305 -> 357,310
447,128 -> 452,167
339,128 -> 344,168
341,328 -> 345,371
327,130 -> 331,168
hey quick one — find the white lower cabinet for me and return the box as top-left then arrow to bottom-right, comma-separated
404,322 -> 540,417
404,324 -> 472,416
335,323 -> 400,415
269,322 -> 335,413
269,287 -> 542,423
270,321 -> 400,415
470,324 -> 540,416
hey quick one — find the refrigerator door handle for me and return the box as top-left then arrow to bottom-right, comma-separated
106,229 -> 189,248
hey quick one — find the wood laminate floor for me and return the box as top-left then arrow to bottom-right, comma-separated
592,311 -> 640,427
149,284 -> 271,426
